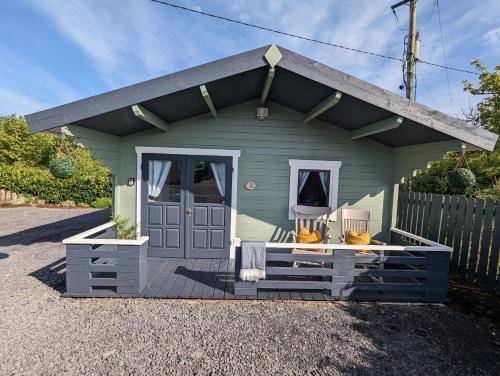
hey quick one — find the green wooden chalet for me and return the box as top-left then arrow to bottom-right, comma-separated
26,44 -> 497,264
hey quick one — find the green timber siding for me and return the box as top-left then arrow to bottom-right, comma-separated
68,100 -> 462,243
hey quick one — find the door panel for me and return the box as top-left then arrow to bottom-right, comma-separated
142,154 -> 185,258
142,154 -> 232,259
186,157 -> 232,259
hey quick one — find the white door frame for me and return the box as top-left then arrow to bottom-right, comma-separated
135,146 -> 241,258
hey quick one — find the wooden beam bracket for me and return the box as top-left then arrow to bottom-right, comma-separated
260,67 -> 276,105
131,104 -> 168,132
350,116 -> 404,140
304,91 -> 342,123
200,85 -> 218,118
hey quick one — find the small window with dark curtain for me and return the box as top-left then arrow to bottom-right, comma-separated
297,169 -> 329,207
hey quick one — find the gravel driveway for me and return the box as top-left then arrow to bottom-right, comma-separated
0,207 -> 499,375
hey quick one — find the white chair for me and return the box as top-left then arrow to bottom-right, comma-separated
339,209 -> 385,246
291,205 -> 332,267
340,208 -> 386,280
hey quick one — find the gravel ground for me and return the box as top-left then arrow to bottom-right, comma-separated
1,207 -> 499,375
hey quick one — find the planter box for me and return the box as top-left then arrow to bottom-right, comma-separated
63,222 -> 149,297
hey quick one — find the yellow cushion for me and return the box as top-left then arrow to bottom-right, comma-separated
346,229 -> 371,254
346,229 -> 370,245
297,227 -> 323,244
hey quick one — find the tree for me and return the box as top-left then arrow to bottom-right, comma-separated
462,60 -> 500,137
410,60 -> 500,199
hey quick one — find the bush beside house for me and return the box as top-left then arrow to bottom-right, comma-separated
410,60 -> 499,200
0,115 -> 111,206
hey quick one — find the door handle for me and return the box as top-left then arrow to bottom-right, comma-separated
186,208 -> 193,216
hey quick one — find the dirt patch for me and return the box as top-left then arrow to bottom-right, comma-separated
447,276 -> 500,331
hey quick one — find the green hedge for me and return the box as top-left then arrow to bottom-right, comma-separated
0,163 -> 111,204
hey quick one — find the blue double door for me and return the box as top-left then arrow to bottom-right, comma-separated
142,154 -> 232,259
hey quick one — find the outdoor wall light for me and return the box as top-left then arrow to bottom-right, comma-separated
127,178 -> 135,186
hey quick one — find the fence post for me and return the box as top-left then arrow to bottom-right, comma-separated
391,183 -> 400,229
425,251 -> 450,301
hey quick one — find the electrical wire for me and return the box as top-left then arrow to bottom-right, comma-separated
418,0 -> 438,30
436,0 -> 456,112
416,65 -> 438,107
150,0 -> 479,75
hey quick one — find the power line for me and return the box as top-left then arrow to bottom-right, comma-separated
436,0 -> 455,112
416,65 -> 438,107
418,0 -> 437,30
150,0 -> 479,76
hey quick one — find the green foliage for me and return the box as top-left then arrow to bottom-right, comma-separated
0,115 -> 57,166
0,115 -> 111,204
49,155 -> 78,179
92,197 -> 112,209
0,163 -> 111,204
412,60 -> 500,200
111,214 -> 137,240
448,168 -> 476,195
410,151 -> 500,199
463,60 -> 500,136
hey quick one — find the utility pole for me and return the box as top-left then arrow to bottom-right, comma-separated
391,0 -> 419,101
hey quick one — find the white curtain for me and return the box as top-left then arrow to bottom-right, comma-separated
210,162 -> 226,198
318,171 -> 328,195
148,160 -> 172,198
298,170 -> 310,193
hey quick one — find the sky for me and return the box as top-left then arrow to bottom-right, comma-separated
0,0 -> 499,118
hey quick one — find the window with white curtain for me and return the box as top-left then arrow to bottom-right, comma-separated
288,159 -> 342,220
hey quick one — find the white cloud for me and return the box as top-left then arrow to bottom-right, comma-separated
483,27 -> 500,52
21,0 -> 497,117
0,48 -> 79,115
0,88 -> 50,115
27,0 -> 205,87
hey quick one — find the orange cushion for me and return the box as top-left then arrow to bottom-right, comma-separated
346,229 -> 370,245
297,227 -> 323,244
346,229 -> 371,254
297,227 -> 323,252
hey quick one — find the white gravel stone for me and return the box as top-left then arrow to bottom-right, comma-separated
0,208 -> 499,375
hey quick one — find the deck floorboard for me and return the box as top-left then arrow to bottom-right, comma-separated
142,257 -> 429,302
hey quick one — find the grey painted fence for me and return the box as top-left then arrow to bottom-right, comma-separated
396,190 -> 500,293
65,226 -> 148,297
234,244 -> 450,302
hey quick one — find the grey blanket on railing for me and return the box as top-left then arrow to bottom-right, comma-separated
239,241 -> 266,282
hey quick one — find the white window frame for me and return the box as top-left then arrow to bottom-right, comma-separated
288,159 -> 342,220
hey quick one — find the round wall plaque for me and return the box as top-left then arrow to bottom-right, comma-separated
244,181 -> 257,191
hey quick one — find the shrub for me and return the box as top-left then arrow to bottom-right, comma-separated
92,197 -> 112,209
0,163 -> 111,204
0,115 -> 112,205
49,156 -> 78,179
448,168 -> 476,195
111,214 -> 137,240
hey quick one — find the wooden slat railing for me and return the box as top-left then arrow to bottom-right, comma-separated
234,229 -> 451,302
62,222 -> 149,297
397,191 -> 499,293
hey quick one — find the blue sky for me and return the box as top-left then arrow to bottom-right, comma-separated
1,0 -> 499,118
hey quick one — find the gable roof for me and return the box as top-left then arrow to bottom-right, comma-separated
26,45 -> 497,151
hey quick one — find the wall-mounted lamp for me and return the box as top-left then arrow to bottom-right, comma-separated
127,178 -> 135,186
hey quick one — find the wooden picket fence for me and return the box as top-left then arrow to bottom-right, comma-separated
396,191 -> 500,293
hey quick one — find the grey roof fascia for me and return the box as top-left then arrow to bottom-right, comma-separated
26,45 -> 270,132
277,47 -> 498,151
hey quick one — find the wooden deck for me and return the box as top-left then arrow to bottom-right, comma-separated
142,257 -> 341,300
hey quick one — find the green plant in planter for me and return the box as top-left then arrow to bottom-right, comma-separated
49,155 -> 77,179
92,197 -> 112,209
111,214 -> 137,240
448,168 -> 476,195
